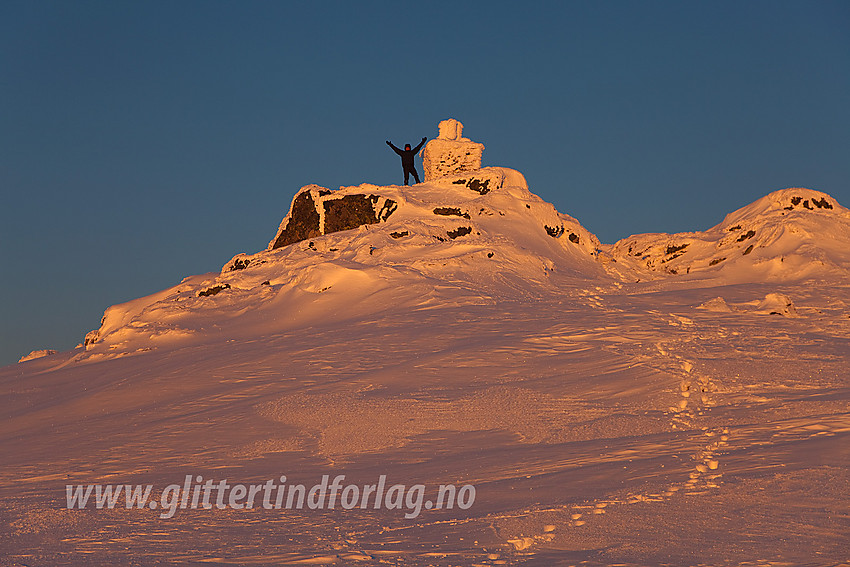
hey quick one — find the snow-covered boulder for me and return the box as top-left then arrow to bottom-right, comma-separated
421,119 -> 485,181
753,293 -> 799,317
696,293 -> 800,316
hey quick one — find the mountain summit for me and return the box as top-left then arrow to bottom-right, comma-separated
66,120 -> 850,362
5,122 -> 849,567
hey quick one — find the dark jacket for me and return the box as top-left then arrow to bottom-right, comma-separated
387,138 -> 426,169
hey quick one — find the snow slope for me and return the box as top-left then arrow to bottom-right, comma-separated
607,188 -> 850,283
1,160 -> 849,565
77,179 -> 850,364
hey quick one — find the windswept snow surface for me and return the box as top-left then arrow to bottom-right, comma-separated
1,172 -> 849,566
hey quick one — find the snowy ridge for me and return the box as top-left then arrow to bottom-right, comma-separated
606,188 -> 850,283
75,179 -> 850,363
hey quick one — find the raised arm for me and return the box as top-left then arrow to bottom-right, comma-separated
386,140 -> 403,155
412,137 -> 427,153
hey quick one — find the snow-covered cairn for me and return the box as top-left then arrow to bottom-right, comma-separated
420,119 -> 485,181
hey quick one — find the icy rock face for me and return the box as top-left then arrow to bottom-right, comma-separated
269,186 -> 398,250
421,119 -> 485,181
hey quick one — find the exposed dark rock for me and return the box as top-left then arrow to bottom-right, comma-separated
322,195 -> 398,233
661,253 -> 684,263
728,225 -> 742,231
271,191 -> 322,250
785,196 -> 831,211
433,207 -> 470,219
446,226 -> 472,239
545,225 -> 564,238
261,280 -> 270,285
198,283 -> 231,297
390,231 -> 409,239
378,199 -> 398,221
272,191 -> 399,251
709,257 -> 726,266
568,233 -> 581,244
324,195 -> 379,233
84,329 -> 100,346
452,177 -> 491,195
736,230 -> 756,242
743,245 -> 754,255
231,258 -> 250,270
487,252 -> 494,258
660,243 -> 689,263
666,244 -> 689,255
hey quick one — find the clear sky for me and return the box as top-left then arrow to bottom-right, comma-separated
2,1 -> 849,365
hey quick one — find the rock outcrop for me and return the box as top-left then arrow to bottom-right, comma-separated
269,186 -> 398,250
420,119 -> 485,181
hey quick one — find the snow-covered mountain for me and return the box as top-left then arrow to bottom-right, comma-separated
607,188 -> 850,283
77,165 -> 604,362
3,121 -> 848,565
75,173 -> 850,364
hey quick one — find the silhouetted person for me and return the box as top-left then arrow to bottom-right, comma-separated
386,137 -> 426,185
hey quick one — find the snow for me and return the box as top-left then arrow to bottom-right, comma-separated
421,119 -> 485,181
437,118 -> 463,140
2,129 -> 849,564
608,188 -> 850,283
17,349 -> 58,363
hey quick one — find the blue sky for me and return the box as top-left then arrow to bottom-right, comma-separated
2,1 -> 849,365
